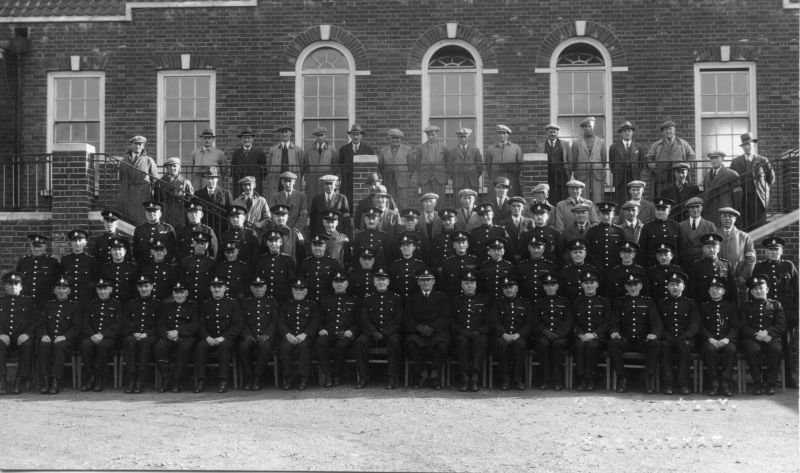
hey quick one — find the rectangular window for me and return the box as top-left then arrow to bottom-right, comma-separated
157,71 -> 215,164
302,74 -> 349,150
48,72 -> 104,152
429,72 -> 477,148
697,67 -> 755,162
556,69 -> 605,141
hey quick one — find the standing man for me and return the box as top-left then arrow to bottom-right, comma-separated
730,133 -> 774,229
154,157 -> 194,227
609,122 -> 646,206
455,188 -> 482,232
190,129 -> 225,192
304,126 -> 338,200
270,171 -> 308,233
538,123 -> 570,204
233,176 -> 272,236
194,168 -> 235,234
687,233 -> 738,305
309,175 -> 352,236
133,201 -> 177,265
553,176 -> 599,232
267,126 -> 307,198
415,125 -> 448,200
679,197 -> 718,267
230,127 -> 267,196
489,177 -> 513,222
176,200 -> 219,261
255,228 -> 298,305
585,202 -> 625,272
338,124 -> 374,205
717,207 -> 756,299
15,234 -> 60,309
619,201 -> 644,244
378,129 -> 413,209
662,163 -> 700,222
485,125 -> 523,193
571,116 -> 607,203
354,173 -> 396,230
702,150 -> 740,225
447,127 -> 485,207
646,121 -> 696,200
118,135 -> 157,225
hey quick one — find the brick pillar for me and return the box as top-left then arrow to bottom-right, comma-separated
352,154 -> 378,208
521,152 -> 549,197
50,143 -> 95,256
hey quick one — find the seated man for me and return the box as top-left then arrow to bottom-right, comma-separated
140,239 -> 179,301
608,274 -> 661,393
194,276 -> 243,393
451,270 -> 490,392
404,269 -> 451,389
699,277 -> 738,397
80,277 -> 122,392
490,277 -> 533,390
531,272 -> 573,391
571,269 -> 610,391
237,276 -> 279,391
154,281 -> 199,393
657,271 -> 700,395
121,275 -> 161,394
0,271 -> 36,394
355,268 -> 404,389
278,278 -> 319,390
739,275 -> 786,395
316,272 -> 359,387
37,276 -> 81,394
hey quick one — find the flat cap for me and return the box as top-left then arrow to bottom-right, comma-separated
566,175 -> 585,188
496,124 -> 512,134
238,176 -> 256,186
312,126 -> 328,136
129,135 -> 147,144
532,183 -> 550,194
571,203 -> 591,213
423,125 -> 440,133
319,174 -> 339,182
544,123 -> 560,131
660,120 -> 676,130
455,127 -> 473,136
707,150 -> 726,159
387,128 -> 404,138
199,128 -> 216,137
718,207 -> 740,217
621,200 -> 640,211
685,196 -> 704,207
458,188 -> 478,198
164,157 -> 181,166
493,176 -> 511,188
280,171 -> 298,180
579,116 -> 596,127
420,192 -> 439,202
672,162 -> 690,171
508,196 -> 526,205
627,180 -> 646,189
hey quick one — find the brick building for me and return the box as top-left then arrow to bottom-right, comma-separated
0,0 -> 797,268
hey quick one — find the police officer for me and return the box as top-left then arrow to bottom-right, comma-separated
516,235 -> 559,302
350,248 -> 378,300
516,203 -> 560,266
490,276 -> 533,390
0,271 -> 36,394
299,234 -> 342,302
237,276 -> 279,391
271,204 -> 305,265
349,207 -> 391,269
60,229 -> 99,303
605,241 -> 650,300
389,234 -> 428,303
559,239 -> 601,301
278,278 -> 319,390
80,277 -> 122,392
477,238 -> 516,301
404,269 -> 451,389
214,240 -> 250,300
195,276 -> 243,393
439,231 -> 479,300
430,208 -> 460,271
657,271 -> 700,395
739,274 -> 786,395
37,276 -> 81,394
154,281 -> 199,393
470,203 -> 510,263
688,233 -> 738,304
639,197 -> 682,269
394,209 -> 428,262
139,239 -> 179,301
15,234 -> 60,309
531,272 -> 573,391
133,201 -> 177,265
176,200 -> 219,260
355,268 -> 404,389
451,270 -> 490,392
92,209 -> 132,264
220,205 -> 261,271
100,236 -> 138,304
585,202 -> 626,271
255,227 -> 296,304
648,242 -> 684,302
608,274 -> 661,393
316,272 -> 359,387
699,276 -> 738,396
180,231 -> 216,303
121,275 -> 160,394
571,269 -> 610,391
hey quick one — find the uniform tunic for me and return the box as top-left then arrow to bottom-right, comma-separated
154,300 -> 199,383
255,252 -> 296,304
80,298 -> 122,376
60,253 -> 99,303
571,294 -> 610,379
139,261 -> 179,301
317,293 -> 360,376
121,296 -> 160,375
739,298 -> 786,386
100,261 -> 139,304
298,256 -> 342,302
451,293 -> 490,379
389,257 -> 428,303
639,219 -> 682,269
195,296 -> 243,381
133,221 -> 177,265
516,258 -> 558,301
238,295 -> 279,381
37,298 -> 82,379
356,290 -> 404,379
585,223 -> 626,271
608,295 -> 662,376
179,254 -> 216,303
176,223 -> 219,261
15,254 -> 60,308
688,257 -> 738,304
532,294 -> 574,384
0,294 -> 36,378
477,259 -> 516,301
278,299 -> 319,380
439,254 -> 478,299
490,296 -> 533,381
699,299 -> 738,384
658,295 -> 700,387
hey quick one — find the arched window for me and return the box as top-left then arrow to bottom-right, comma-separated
422,42 -> 482,148
296,44 -> 355,150
552,41 -> 611,142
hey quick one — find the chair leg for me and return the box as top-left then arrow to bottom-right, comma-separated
605,356 -> 611,390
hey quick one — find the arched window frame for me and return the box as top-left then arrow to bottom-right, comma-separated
421,40 -> 484,150
549,37 -> 613,145
294,42 -> 357,149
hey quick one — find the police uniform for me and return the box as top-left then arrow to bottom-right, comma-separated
639,198 -> 682,268
237,277 -> 279,390
278,279 -> 319,389
299,234 -> 343,302
36,276 -> 82,394
0,272 -> 36,394
350,248 -> 378,300
215,241 -> 251,300
194,277 -> 243,393
180,232 -> 216,303
470,205 -> 511,262
558,239 -> 601,300
490,278 -> 533,389
585,202 -> 626,271
91,210 -> 133,264
439,232 -> 479,299
61,230 -> 100,303
657,272 -> 700,394
531,272 -> 573,390
153,282 -> 199,392
739,275 -> 786,394
15,234 -> 60,308
516,236 -> 559,301
316,273 -> 360,386
133,201 -> 177,265
605,242 -> 650,299
608,275 -> 662,393
99,237 -> 139,304
355,269 -> 404,388
698,277 -> 738,396
430,209 -> 461,270
176,219 -> 219,261
404,269 -> 451,388
451,271 -> 490,391
647,243 -> 684,302
389,234 -> 428,303
121,275 -> 161,393
350,208 -> 392,267
477,238 -> 516,301
80,278 -> 122,392
139,239 -> 180,301
571,271 -> 610,390
688,233 -> 738,304
516,218 -> 561,267
255,228 -> 297,304
220,206 -> 261,271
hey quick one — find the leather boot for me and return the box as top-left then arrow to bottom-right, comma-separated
40,377 -> 50,394
49,377 -> 60,395
81,376 -> 95,392
218,379 -> 228,393
194,378 -> 205,393
645,375 -> 654,394
94,375 -> 104,392
134,372 -> 144,394
11,377 -> 23,394
157,362 -> 169,393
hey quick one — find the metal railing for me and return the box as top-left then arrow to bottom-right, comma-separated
0,154 -> 52,211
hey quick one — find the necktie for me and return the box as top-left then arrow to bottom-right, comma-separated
353,144 -> 359,153
711,170 -> 716,181
318,144 -> 324,154
692,219 -> 697,230
579,224 -> 585,235
281,144 -> 289,172
625,142 -> 630,152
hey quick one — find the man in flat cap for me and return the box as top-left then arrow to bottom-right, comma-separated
310,174 -> 352,236
190,129 -> 225,192
717,207 -> 756,300
270,171 -> 308,233
15,234 -> 59,309
485,124 -> 523,194
354,173 -> 398,230
414,125 -> 448,200
571,116 -> 608,204
155,156 -> 195,226
702,150 -> 740,225
609,121 -> 647,206
338,124 -> 374,204
538,123 -> 571,204
378,129 -> 414,209
662,162 -> 700,222
0,271 -> 36,394
233,176 -> 272,236
623,180 -> 656,224
119,135 -> 158,225
646,120 -> 696,200
194,167 -> 235,233
455,188 -> 482,232
730,132 -> 774,229
447,127 -> 485,207
418,193 -> 443,256
679,197 -> 717,267
490,176 -> 513,222
405,268 -> 451,389
619,201 -> 644,244
739,275 -> 786,395
267,126 -> 308,199
305,126 -> 338,199
231,127 -> 268,196
500,196 -> 533,254
554,175 -> 599,232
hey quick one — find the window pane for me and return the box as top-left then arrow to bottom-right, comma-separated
573,72 -> 588,93
334,76 -> 348,97
732,95 -> 748,113
444,96 -> 459,116
69,99 -> 85,120
85,99 -> 100,120
718,95 -> 733,113
54,123 -> 71,142
196,99 -> 209,119
589,72 -> 603,92
701,73 -> 716,95
180,98 -> 194,119
304,96 -> 317,117
70,79 -> 85,99
732,72 -> 749,94
304,76 -> 318,98
430,74 -> 444,96
430,94 -> 445,116
196,77 -> 209,98
461,95 -> 475,115
165,98 -> 180,119
717,73 -> 732,95
85,78 -> 100,99
181,122 -> 196,141
55,79 -> 69,99
180,77 -> 195,97
86,123 -> 99,143
319,76 -> 333,97
701,94 -> 715,113
165,77 -> 180,97
461,73 -> 475,94
55,99 -> 70,121
557,72 -> 572,90
588,93 -> 604,113
319,97 -> 334,117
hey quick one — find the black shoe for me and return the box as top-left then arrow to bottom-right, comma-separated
81,377 -> 95,392
721,383 -> 733,397
553,383 -> 564,392
586,380 -> 595,392
243,379 -> 252,391
134,380 -> 143,394
218,380 -> 228,393
752,384 -> 763,395
40,378 -> 49,394
538,382 -> 550,390
431,375 -> 442,390
470,381 -> 479,392
283,379 -> 293,390
251,379 -> 261,391
93,378 -> 104,392
124,382 -> 135,394
786,378 -> 798,389
324,375 -> 333,388
0,380 -> 5,395
172,382 -> 183,393
709,382 -> 719,397
664,386 -> 673,395
333,377 -> 342,387
645,376 -> 655,394
680,385 -> 690,395
48,378 -> 60,395
576,380 -> 587,392
460,379 -> 469,392
384,377 -> 395,390
194,379 -> 205,393
356,379 -> 367,389
157,378 -> 168,393
766,384 -> 776,395
11,377 -> 23,394
500,382 -> 509,391
298,378 -> 307,391
515,379 -> 526,391
617,378 -> 627,393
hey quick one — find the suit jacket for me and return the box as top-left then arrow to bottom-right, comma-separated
571,136 -> 607,182
500,215 -> 534,251
378,143 -> 414,189
266,142 -> 307,197
609,140 -> 646,189
730,154 -> 774,207
270,190 -> 308,230
485,141 -> 523,190
233,193 -> 272,233
662,182 -> 700,221
446,143 -> 484,190
553,198 -> 600,232
403,289 -> 451,343
415,141 -> 447,185
305,142 -> 339,199
416,212 -> 443,243
537,138 -> 571,175
310,192 -> 351,236
701,166 -> 739,225
560,222 -> 595,265
488,196 -> 513,222
678,218 -> 718,266
645,137 -> 695,198
455,207 -> 482,232
718,227 -> 756,285
231,146 -> 268,194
